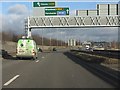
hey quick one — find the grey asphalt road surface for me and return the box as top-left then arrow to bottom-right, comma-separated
2,51 -> 114,88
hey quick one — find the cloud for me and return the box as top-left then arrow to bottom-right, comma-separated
32,27 -> 118,42
0,14 -> 2,31
2,14 -> 25,34
7,4 -> 29,15
1,4 -> 31,34
70,9 -> 76,16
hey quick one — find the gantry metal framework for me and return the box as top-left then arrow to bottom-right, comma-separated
25,15 -> 120,37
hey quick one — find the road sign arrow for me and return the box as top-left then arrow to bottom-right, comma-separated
37,2 -> 40,7
66,9 -> 69,14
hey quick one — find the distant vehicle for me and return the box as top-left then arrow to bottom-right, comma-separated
85,45 -> 90,50
16,38 -> 38,60
38,47 -> 43,52
0,49 -> 8,58
83,45 -> 93,51
93,46 -> 105,50
53,48 -> 57,51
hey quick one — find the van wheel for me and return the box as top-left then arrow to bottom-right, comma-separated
16,57 -> 19,60
32,57 -> 36,60
17,57 -> 22,60
36,56 -> 38,59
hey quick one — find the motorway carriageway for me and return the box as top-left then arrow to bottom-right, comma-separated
2,50 -> 114,88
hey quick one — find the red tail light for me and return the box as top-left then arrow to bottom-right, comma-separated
32,49 -> 35,53
32,49 -> 35,55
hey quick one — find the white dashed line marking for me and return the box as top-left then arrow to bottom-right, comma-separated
36,60 -> 39,62
42,57 -> 45,58
4,75 -> 20,86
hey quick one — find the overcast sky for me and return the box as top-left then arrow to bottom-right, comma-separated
0,0 -> 119,42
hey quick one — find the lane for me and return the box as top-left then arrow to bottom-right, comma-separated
4,75 -> 20,86
2,52 -> 48,68
2,51 -> 114,88
2,52 -> 50,85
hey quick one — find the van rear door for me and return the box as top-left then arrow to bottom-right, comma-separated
17,39 -> 26,54
25,40 -> 34,55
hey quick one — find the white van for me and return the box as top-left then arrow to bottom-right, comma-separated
16,38 -> 38,60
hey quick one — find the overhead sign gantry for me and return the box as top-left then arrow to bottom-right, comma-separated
25,2 -> 120,37
28,16 -> 119,28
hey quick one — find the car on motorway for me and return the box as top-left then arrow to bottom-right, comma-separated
0,49 -> 8,58
38,47 -> 43,52
16,37 -> 38,60
53,48 -> 57,51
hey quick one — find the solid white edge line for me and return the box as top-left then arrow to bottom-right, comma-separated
4,75 -> 20,86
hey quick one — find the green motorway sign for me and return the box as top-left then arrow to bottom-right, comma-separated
45,8 -> 69,16
33,2 -> 55,7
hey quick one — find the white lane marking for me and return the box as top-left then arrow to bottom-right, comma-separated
36,60 -> 39,62
4,75 -> 20,86
42,57 -> 45,58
